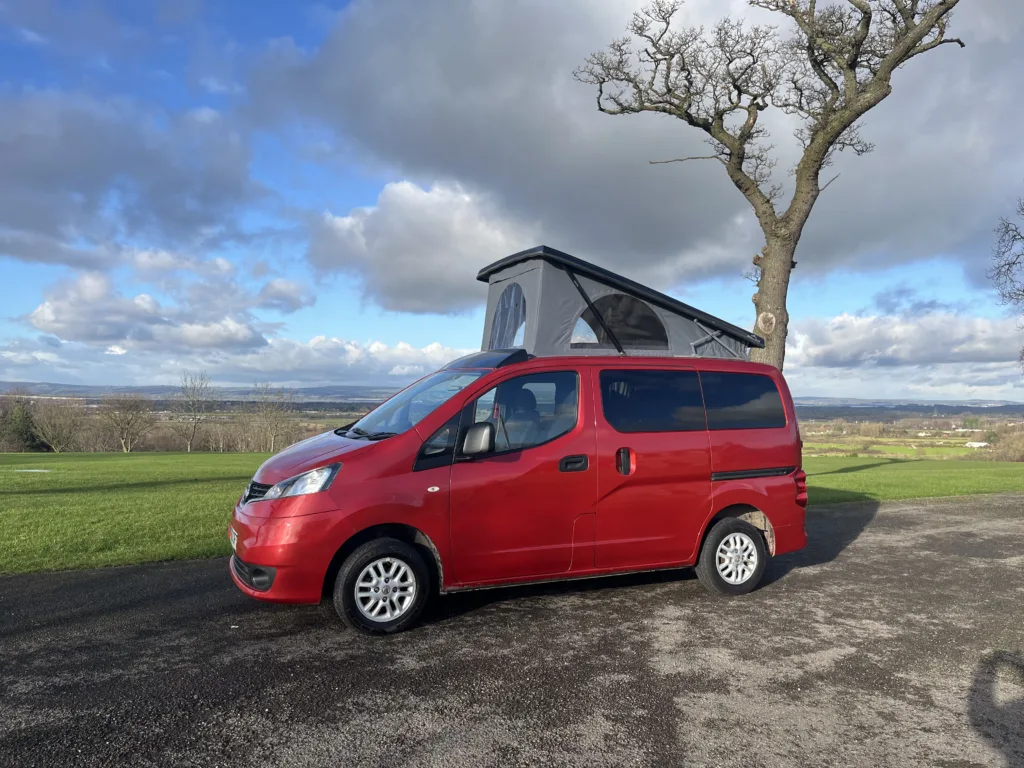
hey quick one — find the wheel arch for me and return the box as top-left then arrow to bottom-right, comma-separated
698,503 -> 776,557
322,523 -> 444,599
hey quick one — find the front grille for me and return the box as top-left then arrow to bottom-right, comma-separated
231,555 -> 275,592
243,481 -> 272,504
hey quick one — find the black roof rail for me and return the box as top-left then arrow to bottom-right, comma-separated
442,349 -> 533,370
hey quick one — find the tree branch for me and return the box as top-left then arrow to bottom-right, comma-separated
649,155 -> 724,165
820,173 -> 841,192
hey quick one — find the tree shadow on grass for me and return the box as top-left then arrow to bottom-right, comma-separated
968,651 -> 1024,767
810,458 -> 911,477
4,475 -> 252,496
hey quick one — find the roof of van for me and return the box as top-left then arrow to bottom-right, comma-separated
442,350 -> 785,378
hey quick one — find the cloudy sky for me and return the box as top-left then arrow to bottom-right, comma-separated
1,0 -> 1022,400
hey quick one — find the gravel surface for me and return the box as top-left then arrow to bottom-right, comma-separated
2,494 -> 1022,767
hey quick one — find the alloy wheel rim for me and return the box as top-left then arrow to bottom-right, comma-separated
715,532 -> 758,585
355,557 -> 417,622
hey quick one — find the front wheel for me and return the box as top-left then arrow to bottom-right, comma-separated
332,538 -> 431,634
695,518 -> 768,596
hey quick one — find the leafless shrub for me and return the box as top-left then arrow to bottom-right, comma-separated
100,394 -> 156,453
31,398 -> 86,453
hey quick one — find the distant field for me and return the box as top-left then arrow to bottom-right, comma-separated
801,434 -> 982,459
1,453 -> 1022,575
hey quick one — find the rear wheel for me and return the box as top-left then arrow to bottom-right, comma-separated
695,518 -> 767,596
331,538 -> 431,634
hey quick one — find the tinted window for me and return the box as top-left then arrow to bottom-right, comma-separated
413,414 -> 462,471
466,371 -> 578,452
701,372 -> 786,430
599,370 -> 705,433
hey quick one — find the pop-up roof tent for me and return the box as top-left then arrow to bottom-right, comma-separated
477,246 -> 764,359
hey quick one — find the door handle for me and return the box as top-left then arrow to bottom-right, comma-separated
559,455 -> 589,473
616,447 -> 632,476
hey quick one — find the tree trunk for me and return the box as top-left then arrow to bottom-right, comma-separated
749,236 -> 796,371
121,438 -> 128,453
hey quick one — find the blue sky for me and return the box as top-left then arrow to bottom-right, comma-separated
1,0 -> 1022,400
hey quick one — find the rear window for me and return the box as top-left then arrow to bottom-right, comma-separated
701,372 -> 786,430
599,369 -> 706,433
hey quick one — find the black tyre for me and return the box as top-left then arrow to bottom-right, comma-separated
331,538 -> 431,635
695,518 -> 768,596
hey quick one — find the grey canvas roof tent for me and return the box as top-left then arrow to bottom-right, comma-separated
477,246 -> 763,360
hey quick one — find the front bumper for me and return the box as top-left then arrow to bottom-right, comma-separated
228,503 -> 337,604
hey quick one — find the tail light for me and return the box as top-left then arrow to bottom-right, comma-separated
794,469 -> 808,508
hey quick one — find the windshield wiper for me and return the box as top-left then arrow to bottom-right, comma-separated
336,425 -> 370,438
365,431 -> 399,441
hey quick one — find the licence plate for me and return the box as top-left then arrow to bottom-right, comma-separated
230,527 -> 238,551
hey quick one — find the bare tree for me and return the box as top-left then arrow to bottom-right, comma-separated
252,382 -> 293,453
31,398 -> 85,453
100,394 -> 156,453
168,371 -> 212,452
991,196 -> 1024,367
576,0 -> 965,369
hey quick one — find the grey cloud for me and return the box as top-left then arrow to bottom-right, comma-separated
0,0 -> 197,60
0,90 -> 263,269
248,0 -> 1024,311
871,285 -> 966,316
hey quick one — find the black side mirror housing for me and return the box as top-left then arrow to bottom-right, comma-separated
462,422 -> 495,457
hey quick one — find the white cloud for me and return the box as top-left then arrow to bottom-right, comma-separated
198,77 -> 242,95
788,313 -> 1021,369
23,270 -> 293,353
785,312 -> 1024,400
18,28 -> 46,45
0,334 -> 473,387
105,345 -> 127,356
256,278 -> 315,313
310,181 -> 535,313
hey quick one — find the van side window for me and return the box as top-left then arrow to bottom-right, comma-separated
467,371 -> 579,452
700,372 -> 786,430
599,370 -> 706,433
413,413 -> 462,471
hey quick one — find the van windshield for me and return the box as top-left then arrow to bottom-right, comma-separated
340,370 -> 485,439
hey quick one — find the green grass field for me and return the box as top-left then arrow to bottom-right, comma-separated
1,452 -> 1022,575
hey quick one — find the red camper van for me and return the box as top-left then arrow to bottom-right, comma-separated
229,248 -> 807,634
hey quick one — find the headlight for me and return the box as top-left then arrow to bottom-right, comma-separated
263,464 -> 341,501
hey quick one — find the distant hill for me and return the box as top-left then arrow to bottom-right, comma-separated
3,380 -> 1022,417
0,381 -> 397,403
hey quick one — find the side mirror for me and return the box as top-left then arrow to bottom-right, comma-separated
461,422 -> 495,457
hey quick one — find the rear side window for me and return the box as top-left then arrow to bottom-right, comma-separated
599,369 -> 706,433
701,372 -> 786,430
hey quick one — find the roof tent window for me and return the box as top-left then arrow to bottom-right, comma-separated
488,282 -> 527,349
570,293 -> 669,350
